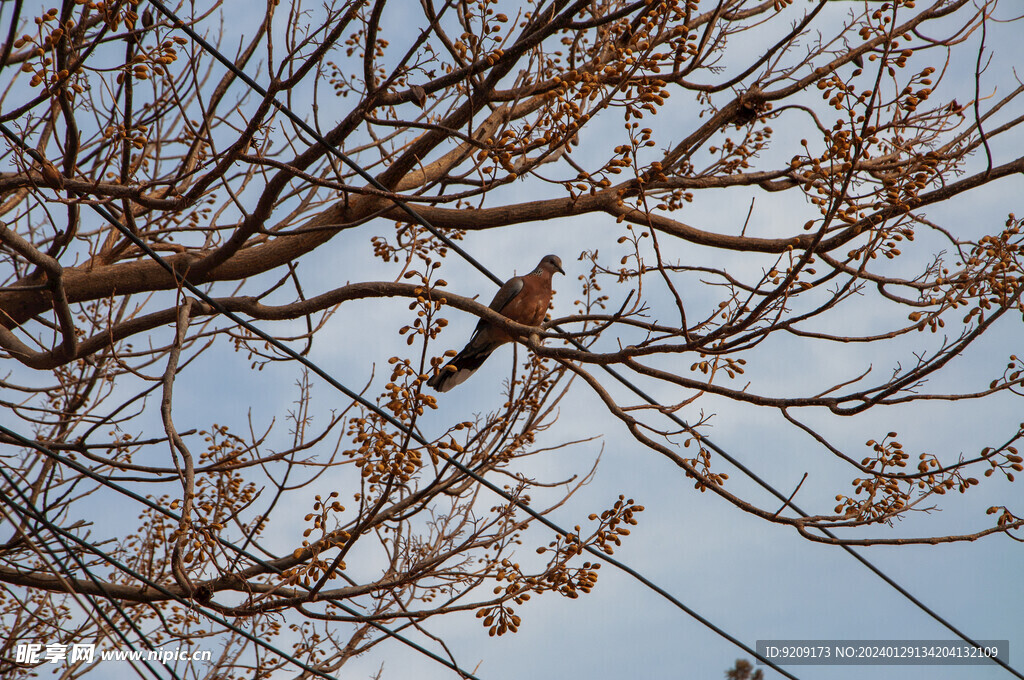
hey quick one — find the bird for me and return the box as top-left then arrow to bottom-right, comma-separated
427,254 -> 565,392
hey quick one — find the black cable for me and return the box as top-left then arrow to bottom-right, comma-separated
0,423 -> 484,680
93,197 -> 801,679
0,111 -> 799,677
143,0 -> 505,288
0,480 -> 175,680
0,463 -> 341,680
131,5 -> 1023,678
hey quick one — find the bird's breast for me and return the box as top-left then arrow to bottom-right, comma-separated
501,285 -> 550,327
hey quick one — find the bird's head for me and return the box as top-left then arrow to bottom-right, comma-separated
538,254 -> 565,276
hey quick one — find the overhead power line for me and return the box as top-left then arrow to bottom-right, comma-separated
94,184 -> 801,680
0,422 -> 483,680
0,128 -> 484,679
0,464 -> 183,680
1,98 -> 802,680
0,438 -> 344,680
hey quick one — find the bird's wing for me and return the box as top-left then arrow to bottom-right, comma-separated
471,276 -> 524,335
489,276 -> 525,312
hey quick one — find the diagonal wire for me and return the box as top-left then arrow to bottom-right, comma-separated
133,3 -> 1024,677
0,110 -> 800,680
89,194 -> 801,680
0,484 -> 176,680
0,423 -> 484,680
0,8 -> 170,678
13,0 -> 796,673
0,146 -> 485,678
0,459 -> 341,680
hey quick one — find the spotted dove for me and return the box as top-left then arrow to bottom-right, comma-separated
427,254 -> 565,392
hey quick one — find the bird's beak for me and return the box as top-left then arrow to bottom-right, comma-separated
555,262 -> 565,275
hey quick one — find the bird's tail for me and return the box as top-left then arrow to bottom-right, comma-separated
426,343 -> 495,392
